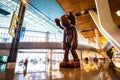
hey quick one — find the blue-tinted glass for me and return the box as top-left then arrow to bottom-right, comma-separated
0,64 -> 6,72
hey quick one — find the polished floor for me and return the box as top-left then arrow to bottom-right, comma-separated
0,60 -> 120,80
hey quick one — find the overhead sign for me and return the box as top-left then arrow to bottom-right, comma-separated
9,11 -> 18,38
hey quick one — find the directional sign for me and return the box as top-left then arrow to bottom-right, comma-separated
9,11 -> 18,38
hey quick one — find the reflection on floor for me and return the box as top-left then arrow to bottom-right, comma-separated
0,60 -> 120,80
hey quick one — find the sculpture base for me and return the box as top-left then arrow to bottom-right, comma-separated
60,61 -> 80,68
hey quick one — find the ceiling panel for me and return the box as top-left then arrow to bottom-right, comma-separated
57,0 -> 120,43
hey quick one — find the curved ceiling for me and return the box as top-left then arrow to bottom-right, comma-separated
1,0 -> 120,47
57,0 -> 120,44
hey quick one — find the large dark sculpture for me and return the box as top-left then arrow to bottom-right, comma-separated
55,12 -> 80,68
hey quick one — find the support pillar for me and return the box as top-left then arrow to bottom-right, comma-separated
5,1 -> 27,79
7,0 -> 26,64
94,29 -> 101,49
80,50 -> 82,60
46,31 -> 49,42
49,49 -> 53,80
49,49 -> 53,70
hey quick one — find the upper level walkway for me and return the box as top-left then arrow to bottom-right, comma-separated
0,42 -> 98,56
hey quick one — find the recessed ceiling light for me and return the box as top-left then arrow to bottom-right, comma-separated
116,10 -> 120,17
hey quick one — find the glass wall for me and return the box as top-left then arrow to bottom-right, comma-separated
0,1 -> 101,73
17,49 -> 64,63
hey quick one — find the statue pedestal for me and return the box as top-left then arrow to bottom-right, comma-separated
60,61 -> 80,68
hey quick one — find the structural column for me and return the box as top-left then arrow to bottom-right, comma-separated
49,49 -> 53,70
7,0 -> 27,70
49,49 -> 53,80
46,31 -> 49,42
94,29 -> 101,49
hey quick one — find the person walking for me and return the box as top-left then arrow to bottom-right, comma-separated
24,58 -> 28,69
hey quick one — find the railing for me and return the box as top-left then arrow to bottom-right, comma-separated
0,32 -> 63,43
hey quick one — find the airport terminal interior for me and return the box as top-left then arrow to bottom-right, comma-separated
0,0 -> 120,80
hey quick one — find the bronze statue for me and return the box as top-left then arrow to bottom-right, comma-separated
55,12 -> 80,68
